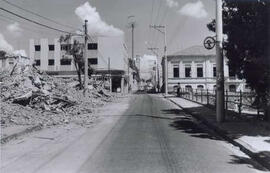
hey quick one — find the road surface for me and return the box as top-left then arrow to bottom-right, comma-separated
1,94 -> 268,173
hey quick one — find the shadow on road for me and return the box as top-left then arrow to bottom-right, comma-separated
170,118 -> 221,141
162,109 -> 185,115
229,154 -> 269,171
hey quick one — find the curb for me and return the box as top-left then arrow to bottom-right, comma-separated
1,124 -> 43,144
166,97 -> 270,171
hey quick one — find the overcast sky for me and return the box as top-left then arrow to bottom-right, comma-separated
0,0 -> 216,57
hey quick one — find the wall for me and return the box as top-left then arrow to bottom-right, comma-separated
165,55 -> 246,92
98,36 -> 126,72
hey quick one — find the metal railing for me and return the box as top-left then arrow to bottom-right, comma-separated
177,88 -> 263,116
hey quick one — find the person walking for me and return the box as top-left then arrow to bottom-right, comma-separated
177,82 -> 181,97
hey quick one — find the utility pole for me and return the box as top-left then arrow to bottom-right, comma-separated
130,22 -> 135,93
84,20 -> 88,91
150,25 -> 167,95
108,57 -> 112,92
138,57 -> 141,90
127,15 -> 136,93
132,23 -> 134,65
147,47 -> 159,92
216,0 -> 225,123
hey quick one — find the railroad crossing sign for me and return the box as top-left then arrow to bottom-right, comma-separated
203,36 -> 216,50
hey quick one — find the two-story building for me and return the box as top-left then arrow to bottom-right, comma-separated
162,45 -> 247,92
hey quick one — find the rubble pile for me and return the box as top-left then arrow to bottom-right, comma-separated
0,63 -> 115,127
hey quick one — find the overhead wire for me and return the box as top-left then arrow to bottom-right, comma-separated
0,0 -> 80,31
152,0 -> 163,49
0,13 -> 59,35
153,3 -> 169,53
0,3 -> 122,69
148,0 -> 156,48
0,15 -> 43,35
0,7 -> 78,35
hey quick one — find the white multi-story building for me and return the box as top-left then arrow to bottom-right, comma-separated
29,37 -> 99,75
162,45 -> 247,92
29,36 -> 130,92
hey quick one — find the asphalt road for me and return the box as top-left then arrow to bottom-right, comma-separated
1,94 -> 268,173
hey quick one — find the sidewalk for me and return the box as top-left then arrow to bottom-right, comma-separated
1,125 -> 42,144
166,95 -> 270,170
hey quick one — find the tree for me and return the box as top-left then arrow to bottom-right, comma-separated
128,58 -> 140,82
207,0 -> 270,116
59,35 -> 94,89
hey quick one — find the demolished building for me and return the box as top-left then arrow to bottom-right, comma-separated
29,35 -> 131,93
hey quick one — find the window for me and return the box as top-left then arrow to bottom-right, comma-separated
229,85 -> 236,92
197,66 -> 203,77
213,66 -> 216,77
35,45 -> 41,51
48,59 -> 55,66
197,85 -> 204,89
88,58 -> 98,65
185,85 -> 192,91
173,64 -> 179,78
35,59 -> 40,66
60,58 -> 72,65
185,66 -> 191,78
88,43 -> 98,50
49,45 -> 55,51
61,44 -> 71,51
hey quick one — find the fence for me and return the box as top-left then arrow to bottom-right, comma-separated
177,88 -> 263,116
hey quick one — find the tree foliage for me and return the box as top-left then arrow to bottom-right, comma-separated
207,0 -> 270,105
128,58 -> 140,82
59,35 -> 94,89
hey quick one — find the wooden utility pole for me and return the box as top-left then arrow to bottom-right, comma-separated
130,23 -> 135,93
127,15 -> 136,93
147,47 -> 159,92
84,20 -> 88,91
216,0 -> 225,123
108,57 -> 112,92
131,23 -> 134,65
149,25 -> 167,95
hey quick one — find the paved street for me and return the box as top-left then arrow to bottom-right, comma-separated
1,94 -> 268,173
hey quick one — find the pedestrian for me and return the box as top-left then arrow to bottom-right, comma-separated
177,82 -> 181,97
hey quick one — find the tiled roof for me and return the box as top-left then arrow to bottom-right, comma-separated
172,45 -> 216,56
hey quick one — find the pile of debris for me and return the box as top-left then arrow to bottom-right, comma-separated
0,63 -> 115,127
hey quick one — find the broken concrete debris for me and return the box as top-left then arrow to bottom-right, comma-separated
0,63 -> 115,127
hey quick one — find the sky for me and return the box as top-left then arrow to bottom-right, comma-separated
140,54 -> 157,80
0,0 -> 216,59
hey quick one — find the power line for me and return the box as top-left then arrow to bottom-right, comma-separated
1,0 -> 79,31
148,0 -> 156,46
153,0 -> 163,49
0,16 -> 42,35
159,3 -> 169,26
154,0 -> 163,26
0,7 -> 77,35
0,13 -> 58,35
